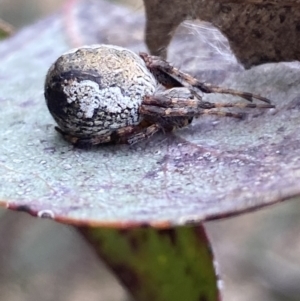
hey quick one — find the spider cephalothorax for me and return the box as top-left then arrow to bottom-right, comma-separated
44,44 -> 274,147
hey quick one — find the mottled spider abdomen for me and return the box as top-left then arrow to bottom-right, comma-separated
45,45 -> 157,139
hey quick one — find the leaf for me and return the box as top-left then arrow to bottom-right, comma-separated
0,0 -> 299,227
0,19 -> 14,39
81,225 -> 220,301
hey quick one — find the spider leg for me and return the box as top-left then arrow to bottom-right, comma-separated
143,94 -> 198,108
191,84 -> 271,104
139,52 -> 271,104
141,104 -> 244,119
141,95 -> 274,120
140,53 -> 183,89
127,123 -> 162,145
144,94 -> 274,110
198,101 -> 275,109
200,110 -> 245,119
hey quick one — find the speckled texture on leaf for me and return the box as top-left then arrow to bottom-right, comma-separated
0,0 -> 300,227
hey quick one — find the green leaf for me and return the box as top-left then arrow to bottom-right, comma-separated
81,225 -> 220,301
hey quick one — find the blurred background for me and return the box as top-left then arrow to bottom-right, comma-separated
0,0 -> 139,28
0,1 -> 300,301
0,0 -> 65,28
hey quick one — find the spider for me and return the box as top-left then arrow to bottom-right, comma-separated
44,44 -> 274,147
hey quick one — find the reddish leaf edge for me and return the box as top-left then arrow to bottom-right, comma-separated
1,188 -> 299,229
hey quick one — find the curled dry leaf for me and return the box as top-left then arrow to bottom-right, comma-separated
0,0 -> 299,227
144,0 -> 300,67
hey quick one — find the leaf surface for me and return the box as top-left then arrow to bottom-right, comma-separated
0,0 -> 299,227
